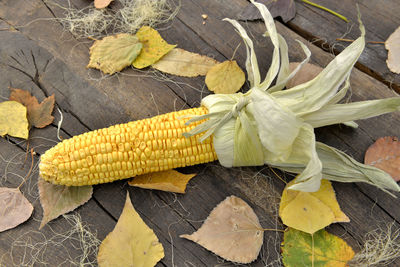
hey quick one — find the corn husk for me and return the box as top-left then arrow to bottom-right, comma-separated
184,1 -> 400,194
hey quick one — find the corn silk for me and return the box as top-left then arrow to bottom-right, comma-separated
184,1 -> 400,195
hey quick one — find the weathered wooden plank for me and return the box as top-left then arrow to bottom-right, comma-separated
286,0 -> 400,92
0,138 -> 115,266
1,0 -> 400,266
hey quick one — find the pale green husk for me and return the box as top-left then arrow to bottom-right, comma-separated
184,1 -> 400,194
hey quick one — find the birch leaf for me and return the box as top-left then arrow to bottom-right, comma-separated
205,60 -> 245,94
94,0 -> 113,9
180,196 -> 263,264
365,136 -> 400,181
38,177 -> 92,229
385,26 -> 400,74
132,26 -> 176,69
0,101 -> 29,139
9,88 -> 55,128
286,62 -> 323,89
97,192 -> 164,267
282,228 -> 355,267
128,169 -> 196,193
88,33 -> 142,74
152,48 -> 219,77
0,188 -> 33,232
280,179 -> 349,234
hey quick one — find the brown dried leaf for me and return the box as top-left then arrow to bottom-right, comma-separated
238,0 -> 296,23
385,26 -> 400,74
94,0 -> 113,9
0,187 -> 33,232
205,60 -> 245,94
180,196 -> 263,264
9,88 -> 55,128
128,169 -> 196,193
38,177 -> 92,229
286,62 -> 323,88
152,48 -> 219,77
365,136 -> 400,181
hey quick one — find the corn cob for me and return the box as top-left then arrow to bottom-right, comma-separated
39,107 -> 217,186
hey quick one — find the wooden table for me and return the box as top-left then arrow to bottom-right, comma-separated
1,0 -> 400,266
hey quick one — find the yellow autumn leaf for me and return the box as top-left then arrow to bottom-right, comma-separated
152,48 -> 219,77
128,169 -> 196,193
181,196 -> 263,264
205,60 -> 245,94
0,101 -> 29,139
132,26 -> 176,69
87,33 -> 142,75
279,179 -> 349,234
282,228 -> 355,267
97,192 -> 164,267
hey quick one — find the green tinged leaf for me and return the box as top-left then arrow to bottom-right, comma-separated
88,34 -> 142,74
38,177 -> 93,228
282,228 -> 355,267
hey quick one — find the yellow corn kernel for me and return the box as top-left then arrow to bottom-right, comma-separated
39,107 -> 217,186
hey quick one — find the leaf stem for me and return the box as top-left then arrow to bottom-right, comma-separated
301,0 -> 349,23
336,38 -> 385,44
18,148 -> 35,190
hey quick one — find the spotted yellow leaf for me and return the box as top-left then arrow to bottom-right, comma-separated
88,33 -> 142,74
282,228 -> 355,267
128,169 -> 196,193
279,179 -> 349,234
97,192 -> 164,267
0,101 -> 29,139
132,26 -> 176,69
205,60 -> 245,94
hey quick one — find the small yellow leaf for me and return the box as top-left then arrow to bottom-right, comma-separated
279,179 -> 349,234
88,33 -> 142,74
180,196 -> 263,264
132,26 -> 176,69
282,228 -> 355,267
128,169 -> 196,193
0,101 -> 29,139
152,48 -> 219,77
97,192 -> 164,267
205,60 -> 245,94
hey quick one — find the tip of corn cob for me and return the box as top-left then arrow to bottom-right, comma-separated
39,107 -> 217,186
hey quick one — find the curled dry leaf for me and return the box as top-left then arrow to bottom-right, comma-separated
282,228 -> 355,267
0,101 -> 29,139
128,169 -> 196,193
88,34 -> 142,74
97,192 -> 164,267
180,196 -> 263,264
38,177 -> 92,229
279,179 -> 349,234
132,26 -> 176,69
385,26 -> 400,74
0,187 -> 33,232
94,0 -> 113,9
152,48 -> 219,77
286,62 -> 323,89
205,60 -> 245,94
365,136 -> 400,181
238,0 -> 296,23
9,88 -> 55,129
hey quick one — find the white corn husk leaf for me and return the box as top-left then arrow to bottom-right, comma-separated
183,2 -> 400,194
